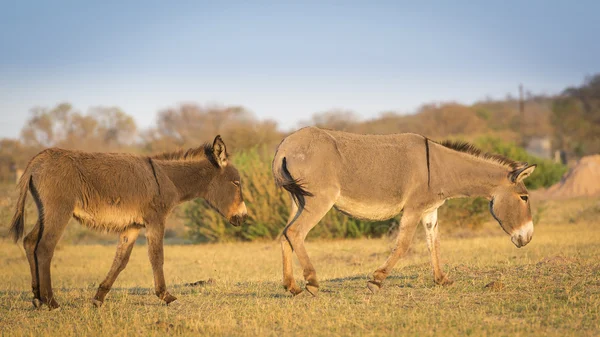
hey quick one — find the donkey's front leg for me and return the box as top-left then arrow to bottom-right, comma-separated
368,210 -> 421,293
146,223 -> 177,304
422,209 -> 453,286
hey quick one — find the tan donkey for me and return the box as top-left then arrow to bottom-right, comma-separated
10,136 -> 248,310
272,127 -> 536,296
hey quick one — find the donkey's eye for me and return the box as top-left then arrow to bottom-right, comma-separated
520,195 -> 529,202
232,180 -> 241,187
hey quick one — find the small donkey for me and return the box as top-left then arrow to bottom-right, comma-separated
10,135 -> 247,310
273,127 -> 536,296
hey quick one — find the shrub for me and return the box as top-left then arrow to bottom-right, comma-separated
185,146 -> 287,242
439,197 -> 490,230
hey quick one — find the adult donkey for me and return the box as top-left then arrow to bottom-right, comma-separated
10,136 -> 247,310
273,127 -> 536,296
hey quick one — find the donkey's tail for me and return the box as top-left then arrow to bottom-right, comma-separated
9,168 -> 32,243
273,153 -> 313,245
272,155 -> 313,211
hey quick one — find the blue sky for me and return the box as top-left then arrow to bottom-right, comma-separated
1,0 -> 599,138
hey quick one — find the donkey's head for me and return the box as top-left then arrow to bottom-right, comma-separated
204,135 -> 248,226
489,164 -> 537,248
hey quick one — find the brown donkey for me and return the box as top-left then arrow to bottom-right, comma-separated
273,127 -> 536,296
10,136 -> 247,310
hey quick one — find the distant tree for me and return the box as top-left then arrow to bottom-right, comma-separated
144,104 -> 282,153
0,139 -> 35,181
551,74 -> 600,157
352,103 -> 489,140
90,107 -> 137,147
416,103 -> 487,137
20,103 -> 138,152
301,109 -> 360,131
20,103 -> 74,147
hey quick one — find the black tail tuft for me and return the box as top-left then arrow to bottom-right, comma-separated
10,212 -> 24,243
278,157 -> 313,210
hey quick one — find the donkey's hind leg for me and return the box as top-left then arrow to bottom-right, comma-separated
368,209 -> 421,293
281,195 -> 302,295
23,220 -> 41,307
422,209 -> 453,286
283,191 -> 336,296
35,206 -> 73,310
93,226 -> 141,307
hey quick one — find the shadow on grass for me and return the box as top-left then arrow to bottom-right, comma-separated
1,272 -> 427,310
324,273 -> 419,284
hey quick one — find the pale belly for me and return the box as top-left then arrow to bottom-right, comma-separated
334,195 -> 404,221
73,205 -> 145,231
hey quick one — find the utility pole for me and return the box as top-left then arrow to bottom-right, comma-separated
519,84 -> 525,146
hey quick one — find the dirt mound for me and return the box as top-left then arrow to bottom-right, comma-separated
544,155 -> 600,199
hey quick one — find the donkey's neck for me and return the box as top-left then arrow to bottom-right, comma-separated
155,159 -> 216,202
431,144 -> 510,200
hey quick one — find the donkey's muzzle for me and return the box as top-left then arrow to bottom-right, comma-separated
230,214 -> 248,227
511,221 -> 533,248
511,234 -> 530,248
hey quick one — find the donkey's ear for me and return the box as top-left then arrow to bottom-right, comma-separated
510,164 -> 536,183
212,135 -> 228,167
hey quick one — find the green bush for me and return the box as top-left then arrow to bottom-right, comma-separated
439,197 -> 490,230
185,146 -> 288,242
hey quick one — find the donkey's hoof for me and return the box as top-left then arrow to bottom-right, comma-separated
435,277 -> 454,286
288,286 -> 304,296
367,280 -> 382,294
306,284 -> 319,296
92,299 -> 103,308
48,299 -> 60,310
32,298 -> 42,309
162,293 -> 177,305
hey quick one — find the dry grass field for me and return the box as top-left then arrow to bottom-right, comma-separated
1,196 -> 600,337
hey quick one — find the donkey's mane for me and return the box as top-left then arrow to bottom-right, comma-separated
150,143 -> 213,161
438,140 -> 521,169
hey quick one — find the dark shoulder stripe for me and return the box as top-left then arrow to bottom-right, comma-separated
147,157 -> 161,195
